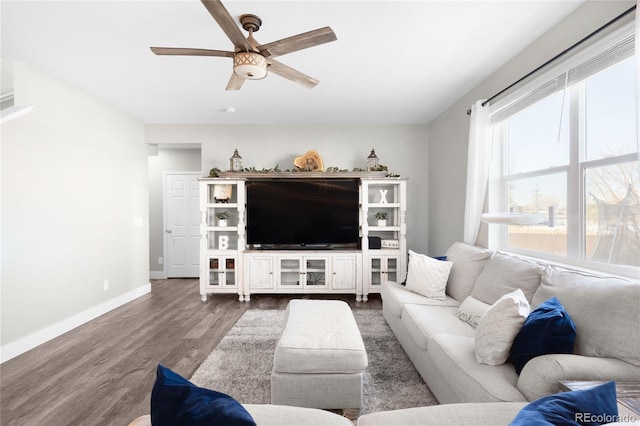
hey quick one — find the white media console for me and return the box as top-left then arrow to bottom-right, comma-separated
199,173 -> 407,302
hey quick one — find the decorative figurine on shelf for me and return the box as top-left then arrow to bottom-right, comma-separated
293,150 -> 324,172
213,184 -> 232,203
229,149 -> 243,172
366,148 -> 380,170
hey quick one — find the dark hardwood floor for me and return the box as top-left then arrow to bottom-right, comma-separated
0,279 -> 381,425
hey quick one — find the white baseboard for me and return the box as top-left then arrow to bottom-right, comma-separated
149,270 -> 167,280
0,283 -> 152,364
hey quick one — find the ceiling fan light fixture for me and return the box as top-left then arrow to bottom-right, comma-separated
233,51 -> 267,80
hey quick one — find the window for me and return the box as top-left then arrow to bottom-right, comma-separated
489,24 -> 639,277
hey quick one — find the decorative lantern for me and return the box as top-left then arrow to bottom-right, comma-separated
229,149 -> 243,172
366,148 -> 380,170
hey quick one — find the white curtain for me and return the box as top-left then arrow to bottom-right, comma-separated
463,100 -> 492,245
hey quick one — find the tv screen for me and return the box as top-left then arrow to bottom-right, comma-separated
246,179 -> 360,249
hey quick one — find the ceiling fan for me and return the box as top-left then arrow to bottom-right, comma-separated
150,0 -> 337,91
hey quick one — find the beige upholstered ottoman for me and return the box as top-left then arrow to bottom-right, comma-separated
271,299 -> 368,410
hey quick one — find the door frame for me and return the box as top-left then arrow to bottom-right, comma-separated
163,171 -> 202,278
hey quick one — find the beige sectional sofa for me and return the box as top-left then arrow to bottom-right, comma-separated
135,244 -> 639,425
380,242 -> 640,405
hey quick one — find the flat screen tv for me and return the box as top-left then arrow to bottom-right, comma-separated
246,179 -> 360,249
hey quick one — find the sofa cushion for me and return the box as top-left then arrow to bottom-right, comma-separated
427,334 -> 527,402
405,250 -> 453,300
445,242 -> 492,302
356,402 -> 528,426
401,304 -> 475,350
381,281 -> 460,319
509,297 -> 576,374
475,289 -> 530,366
455,295 -> 490,327
532,267 -> 640,367
151,364 -> 256,426
471,252 -> 543,304
510,381 -> 618,426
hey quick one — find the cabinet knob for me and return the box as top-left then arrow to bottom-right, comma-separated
166,229 -> 172,233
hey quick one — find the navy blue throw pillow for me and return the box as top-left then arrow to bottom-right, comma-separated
509,297 -> 576,374
151,364 -> 256,426
510,381 -> 618,426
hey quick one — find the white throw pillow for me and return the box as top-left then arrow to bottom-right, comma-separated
444,242 -> 492,302
475,289 -> 530,365
471,252 -> 544,304
405,250 -> 453,300
455,296 -> 490,327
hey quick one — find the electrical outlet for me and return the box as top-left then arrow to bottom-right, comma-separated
103,280 -> 109,291
158,257 -> 163,265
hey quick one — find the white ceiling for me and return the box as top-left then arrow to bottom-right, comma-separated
1,0 -> 584,125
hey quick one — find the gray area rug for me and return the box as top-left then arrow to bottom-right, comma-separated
190,309 -> 437,417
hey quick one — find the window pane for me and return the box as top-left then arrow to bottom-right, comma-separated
507,91 -> 570,174
585,161 -> 640,267
585,56 -> 638,161
507,173 -> 567,256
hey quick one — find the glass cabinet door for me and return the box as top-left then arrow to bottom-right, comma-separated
304,257 -> 328,288
278,257 -> 302,288
223,257 -> 236,287
369,255 -> 400,288
208,256 -> 237,288
209,258 -> 222,287
370,258 -> 383,287
277,256 -> 328,288
385,257 -> 398,282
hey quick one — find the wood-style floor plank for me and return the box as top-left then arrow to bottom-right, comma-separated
0,279 -> 381,425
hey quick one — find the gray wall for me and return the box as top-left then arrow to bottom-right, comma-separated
1,62 -> 148,355
427,0 -> 635,256
148,148 -> 202,277
146,124 -> 430,254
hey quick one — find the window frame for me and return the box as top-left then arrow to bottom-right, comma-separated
487,23 -> 639,279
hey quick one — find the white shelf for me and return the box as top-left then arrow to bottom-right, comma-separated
207,226 -> 238,231
367,203 -> 401,208
207,203 -> 239,208
368,226 -> 401,231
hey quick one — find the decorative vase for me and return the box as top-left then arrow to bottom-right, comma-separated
377,219 -> 387,227
218,219 -> 228,227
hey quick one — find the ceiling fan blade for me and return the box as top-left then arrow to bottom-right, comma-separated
150,47 -> 234,58
200,0 -> 249,51
267,59 -> 319,89
225,73 -> 245,91
257,27 -> 336,58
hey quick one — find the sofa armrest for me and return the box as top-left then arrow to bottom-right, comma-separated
517,354 -> 640,401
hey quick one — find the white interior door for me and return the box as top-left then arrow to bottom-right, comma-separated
165,172 -> 200,277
